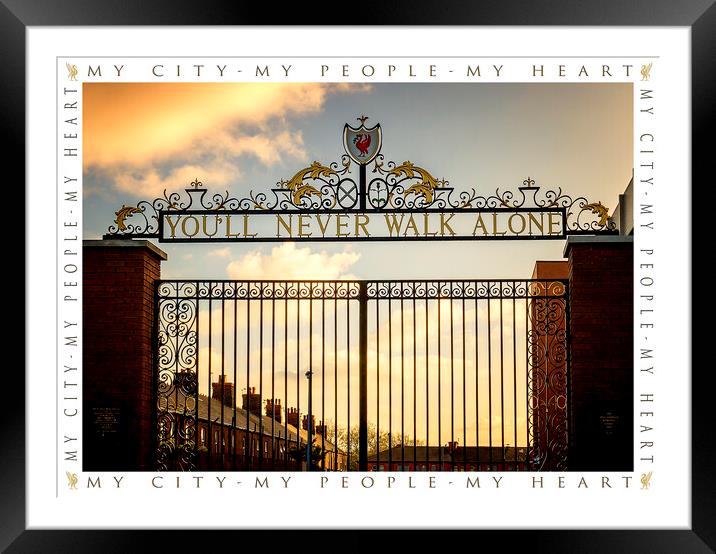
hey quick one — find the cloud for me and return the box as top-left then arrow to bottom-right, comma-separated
106,128 -> 309,197
207,247 -> 232,259
83,83 -> 372,197
85,83 -> 326,168
111,160 -> 238,198
211,129 -> 306,166
226,243 -> 360,281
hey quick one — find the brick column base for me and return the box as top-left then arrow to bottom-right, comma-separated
83,240 -> 166,471
565,236 -> 633,471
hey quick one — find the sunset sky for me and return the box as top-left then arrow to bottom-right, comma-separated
83,82 -> 633,280
83,82 -> 633,449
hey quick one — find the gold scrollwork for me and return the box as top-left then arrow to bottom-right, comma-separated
583,201 -> 610,227
390,161 -> 441,204
114,205 -> 142,231
282,161 -> 337,205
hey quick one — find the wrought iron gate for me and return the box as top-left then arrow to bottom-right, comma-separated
154,278 -> 569,472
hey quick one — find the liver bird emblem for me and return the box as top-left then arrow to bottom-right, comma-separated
66,63 -> 78,81
640,471 -> 652,490
343,116 -> 382,165
66,471 -> 79,490
640,63 -> 652,81
353,134 -> 372,158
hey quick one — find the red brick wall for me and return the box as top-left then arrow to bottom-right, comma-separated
531,260 -> 569,281
567,239 -> 633,471
83,240 -> 165,471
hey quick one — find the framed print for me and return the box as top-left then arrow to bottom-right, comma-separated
13,2 -> 712,551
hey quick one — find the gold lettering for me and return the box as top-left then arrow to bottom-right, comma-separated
355,214 -> 370,237
383,214 -> 404,236
202,215 -> 220,238
440,213 -> 456,236
403,215 -> 420,236
165,215 -> 180,239
298,215 -> 312,237
243,215 -> 257,238
316,214 -> 332,237
528,212 -> 544,236
491,212 -> 506,236
276,214 -> 293,238
336,214 -> 350,237
225,215 -> 239,238
181,216 -> 200,238
507,213 -> 526,235
472,214 -> 488,236
423,213 -> 437,236
548,212 -> 562,235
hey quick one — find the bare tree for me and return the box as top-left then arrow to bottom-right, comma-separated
325,422 -> 424,470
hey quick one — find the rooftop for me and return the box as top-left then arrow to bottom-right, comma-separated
164,390 -> 339,451
367,445 -> 528,463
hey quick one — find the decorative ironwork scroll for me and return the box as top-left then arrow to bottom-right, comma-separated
527,280 -> 569,471
106,117 -> 617,242
156,282 -> 199,471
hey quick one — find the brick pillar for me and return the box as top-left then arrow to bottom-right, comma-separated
565,236 -> 633,471
83,240 -> 166,471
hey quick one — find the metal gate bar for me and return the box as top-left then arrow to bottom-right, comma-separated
155,279 -> 568,472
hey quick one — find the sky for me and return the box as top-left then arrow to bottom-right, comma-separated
83,82 -> 633,281
83,82 -> 632,449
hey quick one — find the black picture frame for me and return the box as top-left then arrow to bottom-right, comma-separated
11,1 -> 711,550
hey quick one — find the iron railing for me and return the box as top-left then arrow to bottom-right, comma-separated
154,279 -> 569,472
